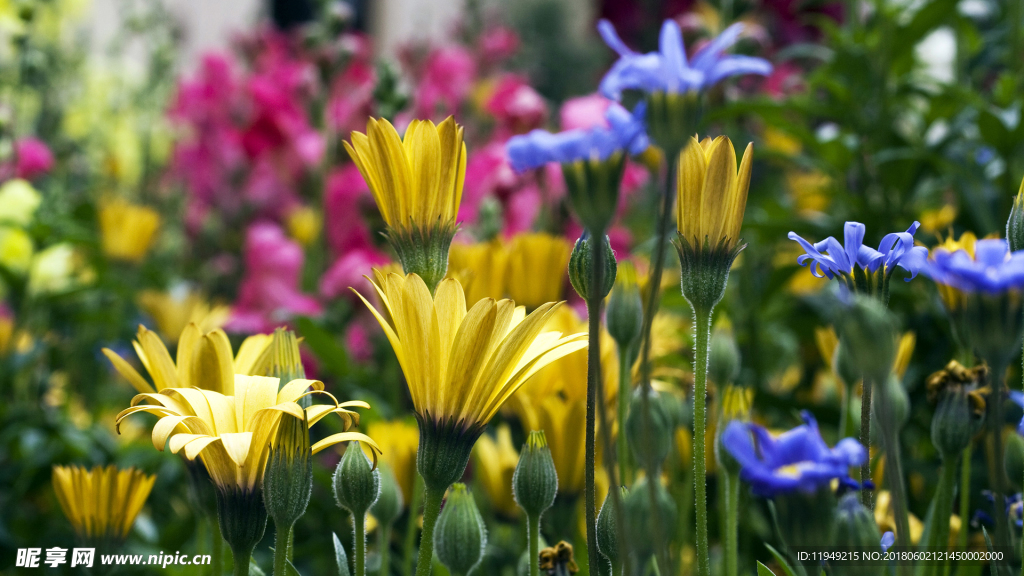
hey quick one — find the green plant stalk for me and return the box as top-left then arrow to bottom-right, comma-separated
723,469 -> 740,576
941,446 -> 972,576
584,231 -> 604,575
875,383 -> 911,576
403,477 -> 424,576
989,360 -> 1011,550
414,486 -> 445,576
273,523 -> 293,576
208,515 -> 223,576
617,346 -> 632,486
692,305 -> 713,576
860,379 -> 873,509
925,461 -> 958,576
379,524 -> 391,576
637,149 -> 680,573
355,513 -> 366,576
231,545 -> 252,576
528,513 -> 541,576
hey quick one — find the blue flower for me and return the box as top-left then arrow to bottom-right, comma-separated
880,531 -> 895,553
722,411 -> 866,497
597,19 -> 773,100
924,238 -> 1024,294
788,221 -> 928,282
505,103 -> 649,173
1009,391 -> 1024,436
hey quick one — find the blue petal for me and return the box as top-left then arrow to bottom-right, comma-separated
658,20 -> 688,92
691,22 -> 745,71
881,532 -> 895,552
597,19 -> 636,57
843,222 -> 866,272
703,56 -> 774,86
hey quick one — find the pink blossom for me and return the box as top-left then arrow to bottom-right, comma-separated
559,94 -> 612,131
324,165 -> 378,255
460,141 -> 519,223
14,138 -> 53,179
344,320 -> 375,363
319,247 -> 390,300
502,185 -> 542,237
486,74 -> 547,138
327,58 -> 376,133
412,45 -> 476,118
226,221 -> 322,333
764,62 -> 805,99
479,26 -> 520,64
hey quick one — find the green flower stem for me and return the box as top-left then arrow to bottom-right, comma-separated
528,513 -> 541,576
273,523 -> 293,576
379,524 -> 392,576
209,515 -> 223,576
617,347 -> 632,486
722,469 -> 740,576
692,304 -> 712,576
941,445 -> 971,576
414,486 -> 445,576
989,360 -> 1011,550
231,546 -> 252,576
584,231 -> 605,575
925,460 -> 958,576
637,148 -> 681,573
859,379 -> 873,509
403,477 -> 424,576
355,513 -> 366,576
874,378 -> 910,576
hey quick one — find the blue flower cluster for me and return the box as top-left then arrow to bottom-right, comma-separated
722,411 -> 866,497
788,221 -> 927,281
924,238 -> 1024,294
597,20 -> 773,100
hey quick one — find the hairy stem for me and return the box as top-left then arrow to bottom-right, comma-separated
231,545 -> 252,576
860,379 -> 874,509
403,477 -> 424,576
379,524 -> 391,576
584,231 -> 604,574
617,346 -> 632,486
926,460 -> 958,576
693,305 -> 712,576
355,513 -> 366,576
414,486 -> 445,576
273,522 -> 293,576
723,470 -> 740,576
528,513 -> 541,576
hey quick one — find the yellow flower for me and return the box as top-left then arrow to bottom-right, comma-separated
286,205 -> 322,247
448,240 -> 508,304
786,170 -> 830,215
0,179 -> 41,226
510,306 -> 617,495
505,233 -> 572,309
99,199 -> 161,263
344,117 -> 466,232
52,465 -> 155,543
355,271 -> 587,430
676,136 -> 753,252
762,126 -> 801,156
0,225 -> 33,273
115,375 -> 378,491
473,424 -> 520,517
28,243 -> 89,295
137,288 -> 230,343
363,419 -> 420,502
893,332 -> 916,381
875,490 -> 924,545
919,204 -> 957,234
931,232 -> 977,311
102,324 -> 272,395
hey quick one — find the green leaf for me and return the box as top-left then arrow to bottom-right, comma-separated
285,559 -> 303,576
758,561 -> 778,576
297,316 -> 351,378
333,532 -> 351,576
764,544 -> 799,576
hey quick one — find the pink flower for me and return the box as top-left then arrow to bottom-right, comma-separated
559,94 -> 613,131
326,58 -> 376,133
344,320 -> 375,363
479,26 -> 520,64
226,222 -> 322,333
319,247 -> 390,300
325,165 -> 378,255
460,141 -> 519,224
412,45 -> 476,118
502,184 -> 542,237
485,74 -> 547,137
14,138 -> 53,179
764,62 -> 805,99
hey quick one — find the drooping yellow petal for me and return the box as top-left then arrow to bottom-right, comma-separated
312,432 -> 382,460
136,327 -> 178,390
102,348 -> 155,394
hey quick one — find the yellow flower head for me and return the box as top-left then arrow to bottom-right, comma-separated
137,288 -> 230,342
930,231 -> 978,311
505,233 -> 573,309
364,419 -> 420,502
0,179 -> 41,226
448,239 -> 509,304
52,464 -> 155,543
115,375 -> 378,491
354,271 -> 587,430
344,117 -> 466,232
473,424 -> 520,517
102,324 -> 272,395
99,198 -> 161,263
0,225 -> 34,273
919,204 -> 957,234
676,136 -> 753,252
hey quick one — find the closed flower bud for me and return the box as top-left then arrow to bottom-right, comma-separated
833,338 -> 860,390
606,261 -> 644,357
568,233 -> 617,301
512,431 -> 558,518
933,386 -> 983,460
836,294 -> 896,385
562,154 -> 626,235
371,463 -> 404,527
626,387 -> 675,470
715,385 -> 752,475
708,325 -> 741,386
1006,434 -> 1024,492
1008,178 -> 1024,253
263,413 -> 313,528
624,477 -> 677,559
596,487 -> 626,566
263,328 -> 309,406
333,442 -> 380,516
434,484 -> 487,576
831,493 -> 881,576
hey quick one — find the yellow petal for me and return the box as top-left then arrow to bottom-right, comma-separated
277,379 -> 324,404
312,432 -> 382,461
233,374 -> 279,432
219,432 -> 254,467
699,136 -> 737,246
176,323 -> 201,385
678,136 -> 706,241
235,333 -> 273,376
137,327 -> 177,390
102,348 -> 155,394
